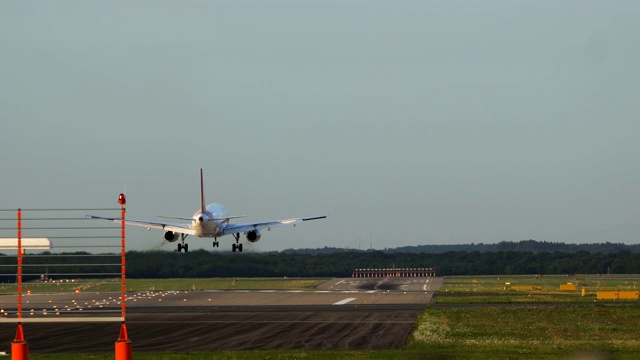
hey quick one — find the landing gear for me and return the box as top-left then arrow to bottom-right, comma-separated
232,233 -> 243,252
177,234 -> 189,253
212,239 -> 219,248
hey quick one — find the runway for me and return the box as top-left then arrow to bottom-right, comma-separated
0,277 -> 442,353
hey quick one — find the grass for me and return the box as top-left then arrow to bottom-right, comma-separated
436,274 -> 640,304
0,278 -> 327,294
123,277 -> 327,291
408,305 -> 640,359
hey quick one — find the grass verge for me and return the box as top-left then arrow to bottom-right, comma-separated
1,278 -> 328,294
409,304 -> 640,359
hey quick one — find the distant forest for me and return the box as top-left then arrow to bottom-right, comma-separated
2,240 -> 639,279
287,240 -> 640,255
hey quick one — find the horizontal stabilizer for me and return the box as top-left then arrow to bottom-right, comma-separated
214,215 -> 247,221
158,216 -> 196,221
158,215 -> 247,221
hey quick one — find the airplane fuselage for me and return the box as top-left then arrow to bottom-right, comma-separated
192,203 -> 227,237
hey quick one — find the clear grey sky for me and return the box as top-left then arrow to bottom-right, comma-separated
1,1 -> 639,252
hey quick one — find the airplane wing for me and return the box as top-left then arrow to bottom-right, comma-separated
222,216 -> 326,235
86,215 -> 196,236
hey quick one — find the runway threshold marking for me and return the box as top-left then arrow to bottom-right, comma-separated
333,298 -> 357,305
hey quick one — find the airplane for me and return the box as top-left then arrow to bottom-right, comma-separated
88,169 -> 326,253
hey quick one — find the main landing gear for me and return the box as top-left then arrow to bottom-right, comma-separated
177,234 -> 189,252
232,233 -> 243,252
177,234 -> 244,253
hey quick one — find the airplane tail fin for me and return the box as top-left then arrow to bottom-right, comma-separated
200,168 -> 206,213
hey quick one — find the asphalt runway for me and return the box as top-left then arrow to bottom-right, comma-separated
0,277 -> 442,354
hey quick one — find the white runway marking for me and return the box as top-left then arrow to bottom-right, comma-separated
423,278 -> 431,291
333,297 -> 356,305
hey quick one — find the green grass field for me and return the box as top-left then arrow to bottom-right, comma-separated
15,276 -> 640,359
1,277 -> 327,294
437,274 -> 640,304
410,305 -> 640,359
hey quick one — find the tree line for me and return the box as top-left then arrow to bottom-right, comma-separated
290,240 -> 640,255
124,249 -> 640,277
1,240 -> 639,279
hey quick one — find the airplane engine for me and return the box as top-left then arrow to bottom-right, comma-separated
245,230 -> 261,243
164,231 -> 179,242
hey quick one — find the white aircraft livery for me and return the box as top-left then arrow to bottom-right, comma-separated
89,169 -> 326,253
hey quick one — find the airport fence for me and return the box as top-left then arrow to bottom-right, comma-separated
0,195 -> 132,358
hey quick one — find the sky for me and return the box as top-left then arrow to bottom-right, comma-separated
1,0 -> 639,252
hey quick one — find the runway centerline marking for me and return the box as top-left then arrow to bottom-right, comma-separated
333,297 -> 357,305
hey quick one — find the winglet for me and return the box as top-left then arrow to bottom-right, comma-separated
200,168 -> 206,213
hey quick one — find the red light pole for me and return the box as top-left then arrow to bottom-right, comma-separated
12,208 -> 27,360
115,194 -> 132,360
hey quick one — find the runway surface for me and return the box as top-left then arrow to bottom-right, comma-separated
0,277 -> 442,353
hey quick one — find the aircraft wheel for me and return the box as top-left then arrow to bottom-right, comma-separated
184,244 -> 189,252
238,243 -> 243,252
177,243 -> 183,252
232,243 -> 237,252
